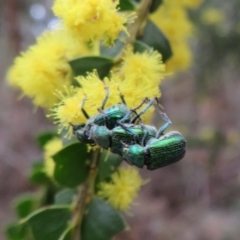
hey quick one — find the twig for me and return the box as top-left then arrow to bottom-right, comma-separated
71,148 -> 100,240
114,0 -> 152,64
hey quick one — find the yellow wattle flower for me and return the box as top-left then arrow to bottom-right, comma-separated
151,0 -> 202,73
181,0 -> 203,9
7,28 -> 97,108
98,167 -> 146,211
50,72 -> 120,137
43,137 -> 63,178
166,42 -> 192,73
53,0 -> 132,45
201,8 -> 224,26
51,49 -> 166,136
119,48 -> 165,87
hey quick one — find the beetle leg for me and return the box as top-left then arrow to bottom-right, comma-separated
100,83 -> 110,110
140,124 -> 150,146
97,108 -> 104,113
131,97 -> 156,123
155,103 -> 172,138
117,121 -> 140,144
118,87 -> 127,105
80,95 -> 90,120
118,97 -> 148,125
144,148 -> 151,166
122,140 -> 131,146
69,122 -> 85,134
118,111 -> 132,124
97,108 -> 111,129
97,84 -> 112,128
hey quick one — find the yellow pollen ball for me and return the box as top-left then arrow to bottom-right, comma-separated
98,167 -> 146,211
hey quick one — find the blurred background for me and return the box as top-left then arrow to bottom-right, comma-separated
1,0 -> 240,239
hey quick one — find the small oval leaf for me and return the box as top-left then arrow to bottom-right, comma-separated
100,31 -> 127,58
59,226 -> 73,240
118,0 -> 135,11
149,0 -> 163,13
137,20 -> 172,62
133,40 -> 151,53
81,197 -> 127,240
36,132 -> 58,149
69,56 -> 114,79
52,143 -> 91,188
29,161 -> 51,186
97,151 -> 123,182
5,222 -> 29,240
54,189 -> 77,205
14,194 -> 38,219
25,206 -> 71,240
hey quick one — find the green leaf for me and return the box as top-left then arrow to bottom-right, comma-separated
81,197 -> 127,240
14,194 -> 37,219
100,32 -> 127,58
137,20 -> 172,62
59,226 -> 73,240
69,56 -> 114,79
149,0 -> 163,13
97,150 -> 122,182
29,161 -> 51,186
25,206 -> 71,240
118,0 -> 135,11
133,40 -> 151,53
36,132 -> 58,149
5,222 -> 29,240
54,189 -> 77,205
53,143 -> 91,188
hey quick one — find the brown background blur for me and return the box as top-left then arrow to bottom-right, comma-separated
1,0 -> 240,240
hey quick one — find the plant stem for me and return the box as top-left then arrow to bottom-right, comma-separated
72,148 -> 100,240
127,0 -> 152,44
114,0 -> 152,64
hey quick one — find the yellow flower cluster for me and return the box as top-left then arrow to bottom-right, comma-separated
43,137 -> 63,178
7,29 -> 96,108
181,0 -> 203,9
53,0 -> 132,45
51,49 -> 165,136
98,167 -> 146,211
201,8 -> 224,26
151,0 -> 203,72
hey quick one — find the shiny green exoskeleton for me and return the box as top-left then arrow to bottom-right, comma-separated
122,131 -> 186,170
121,106 -> 186,170
90,124 -> 157,156
72,85 -> 156,144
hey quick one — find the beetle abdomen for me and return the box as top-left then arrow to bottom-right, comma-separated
146,131 -> 186,170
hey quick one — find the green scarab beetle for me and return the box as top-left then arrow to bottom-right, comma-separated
72,85 -> 156,144
121,106 -> 186,170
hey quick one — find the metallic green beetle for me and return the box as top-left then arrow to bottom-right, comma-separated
89,124 -> 157,155
121,107 -> 186,170
122,131 -> 186,170
72,85 -> 156,144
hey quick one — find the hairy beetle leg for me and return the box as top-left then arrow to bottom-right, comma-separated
118,97 -> 149,125
100,83 -> 110,110
69,122 -> 85,134
154,102 -> 172,138
117,87 -> 127,105
130,97 -> 156,124
117,121 -> 140,144
80,94 -> 90,120
140,124 -> 151,146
